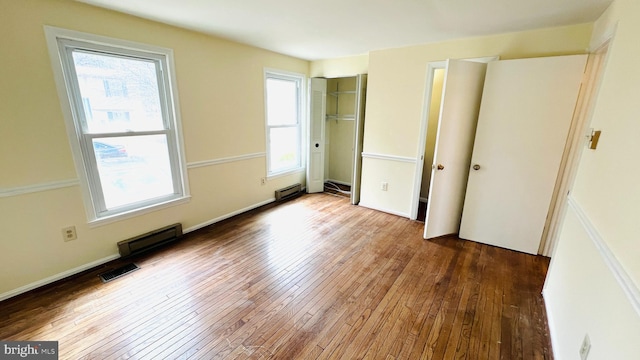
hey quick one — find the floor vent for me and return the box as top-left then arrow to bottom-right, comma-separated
117,223 -> 183,258
99,263 -> 140,283
275,183 -> 302,202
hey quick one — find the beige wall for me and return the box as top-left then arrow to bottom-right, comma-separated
310,54 -> 369,78
359,23 -> 593,216
0,0 -> 309,298
544,0 -> 640,358
420,69 -> 445,200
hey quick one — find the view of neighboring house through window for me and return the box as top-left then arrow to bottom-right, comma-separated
46,27 -> 188,222
264,70 -> 305,177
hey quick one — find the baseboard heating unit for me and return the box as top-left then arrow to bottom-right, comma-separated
117,223 -> 183,257
275,183 -> 302,202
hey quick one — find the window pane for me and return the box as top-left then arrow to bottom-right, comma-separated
72,51 -> 164,133
93,135 -> 174,209
266,78 -> 298,126
269,127 -> 299,173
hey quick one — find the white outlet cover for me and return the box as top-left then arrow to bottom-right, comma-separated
62,226 -> 77,242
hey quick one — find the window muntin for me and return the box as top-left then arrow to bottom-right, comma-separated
48,29 -> 188,222
264,71 -> 304,176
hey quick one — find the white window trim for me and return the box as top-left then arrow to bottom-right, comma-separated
44,26 -> 190,226
263,68 -> 307,179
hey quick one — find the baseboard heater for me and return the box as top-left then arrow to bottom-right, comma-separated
117,223 -> 183,257
275,183 -> 302,202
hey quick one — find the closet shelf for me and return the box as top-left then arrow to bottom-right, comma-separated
326,114 -> 356,121
328,90 -> 357,96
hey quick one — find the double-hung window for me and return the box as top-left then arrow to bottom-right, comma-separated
264,70 -> 305,177
46,27 -> 189,223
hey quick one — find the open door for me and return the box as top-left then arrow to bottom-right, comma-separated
424,59 -> 487,239
307,78 -> 326,193
459,55 -> 587,254
350,74 -> 367,204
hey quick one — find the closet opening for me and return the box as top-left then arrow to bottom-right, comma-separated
324,76 -> 357,198
307,75 -> 367,204
410,57 -> 497,223
417,67 -> 445,222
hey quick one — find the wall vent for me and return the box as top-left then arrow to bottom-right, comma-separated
99,263 -> 140,283
117,223 -> 183,257
275,183 -> 302,202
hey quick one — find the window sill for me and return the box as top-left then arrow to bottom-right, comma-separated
267,167 -> 305,181
88,195 -> 191,228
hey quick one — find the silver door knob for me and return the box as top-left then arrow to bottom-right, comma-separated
437,164 -> 445,170
473,164 -> 481,170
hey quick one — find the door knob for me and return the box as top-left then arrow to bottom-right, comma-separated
473,164 -> 481,170
437,164 -> 444,170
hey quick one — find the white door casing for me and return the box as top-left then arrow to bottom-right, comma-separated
351,74 -> 367,205
307,78 -> 327,193
423,59 -> 488,239
541,42 -> 610,256
459,55 -> 587,254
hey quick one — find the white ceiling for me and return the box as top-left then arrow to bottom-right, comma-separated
78,0 -> 612,61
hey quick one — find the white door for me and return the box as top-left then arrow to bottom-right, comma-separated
307,78 -> 326,193
424,59 -> 487,239
459,55 -> 587,254
351,74 -> 367,205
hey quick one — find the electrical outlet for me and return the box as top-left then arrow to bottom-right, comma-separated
261,177 -> 266,185
62,226 -> 77,242
381,182 -> 388,191
579,334 -> 591,360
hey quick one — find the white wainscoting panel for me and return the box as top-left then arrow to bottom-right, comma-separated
361,152 -> 417,164
187,152 -> 266,169
0,179 -> 79,198
567,195 -> 640,317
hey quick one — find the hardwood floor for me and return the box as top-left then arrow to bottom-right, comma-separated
0,194 -> 552,359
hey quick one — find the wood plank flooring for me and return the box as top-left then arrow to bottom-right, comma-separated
0,194 -> 553,359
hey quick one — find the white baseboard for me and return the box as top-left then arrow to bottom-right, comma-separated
0,198 -> 278,302
183,198 -> 276,233
358,202 -> 410,218
541,290 -> 560,360
0,254 -> 120,302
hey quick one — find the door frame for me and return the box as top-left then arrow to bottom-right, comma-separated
351,74 -> 367,205
410,56 -> 498,220
540,36 -> 613,256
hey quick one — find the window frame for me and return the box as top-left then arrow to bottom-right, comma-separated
45,26 -> 190,226
263,69 -> 306,178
